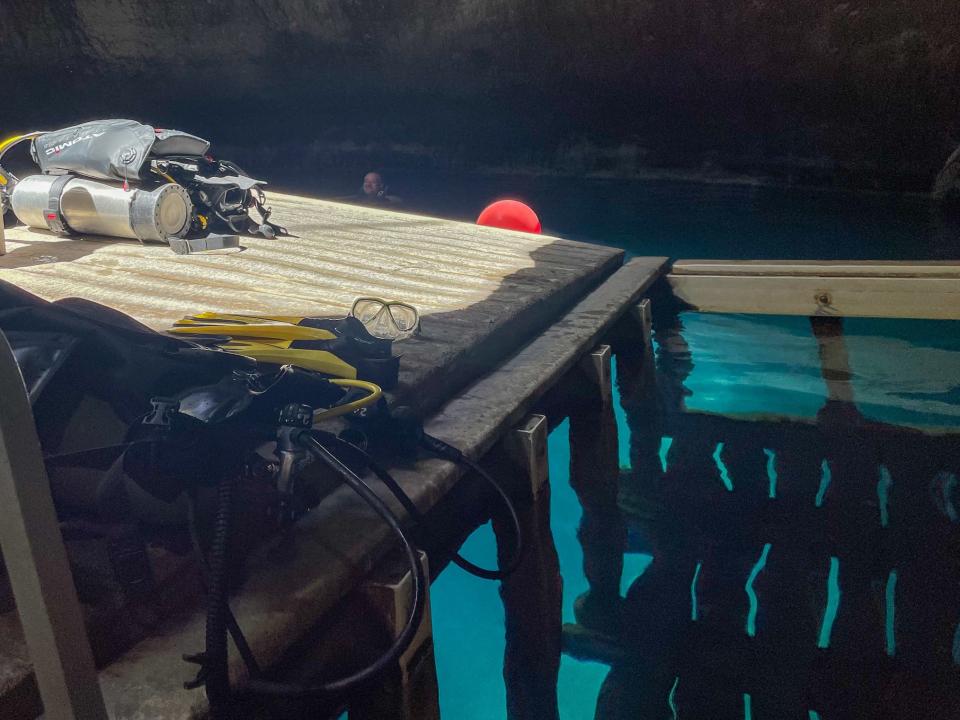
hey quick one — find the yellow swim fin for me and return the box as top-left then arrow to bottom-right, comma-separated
170,317 -> 337,342
166,311 -> 399,388
218,340 -> 358,378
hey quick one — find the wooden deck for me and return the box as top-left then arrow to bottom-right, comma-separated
0,193 -> 624,413
0,194 -> 667,718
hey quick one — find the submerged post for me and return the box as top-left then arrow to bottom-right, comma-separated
497,414 -> 562,720
0,332 -> 108,720
568,345 -> 626,631
810,316 -> 856,406
610,299 -> 663,478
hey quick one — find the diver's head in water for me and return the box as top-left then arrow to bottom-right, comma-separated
360,172 -> 402,205
363,172 -> 386,198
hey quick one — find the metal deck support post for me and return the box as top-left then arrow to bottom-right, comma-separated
350,550 -> 439,720
631,298 -> 654,354
0,332 -> 108,720
568,346 -> 626,633
497,414 -> 562,720
612,300 -> 663,475
503,414 -> 550,498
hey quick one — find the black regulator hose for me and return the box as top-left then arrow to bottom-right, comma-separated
323,431 -> 523,581
244,429 -> 426,699
419,433 -> 524,580
204,473 -> 237,716
202,430 -> 426,709
202,426 -> 519,710
186,492 -> 262,680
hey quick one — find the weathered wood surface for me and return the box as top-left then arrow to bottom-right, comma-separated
0,193 -> 623,414
50,256 -> 662,719
668,259 -> 960,320
672,260 -> 960,278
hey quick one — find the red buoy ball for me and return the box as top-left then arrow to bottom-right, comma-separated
476,200 -> 541,234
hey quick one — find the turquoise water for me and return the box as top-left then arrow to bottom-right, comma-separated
411,177 -> 960,719
429,328 -> 960,718
430,364 -> 640,719
431,375 -> 639,720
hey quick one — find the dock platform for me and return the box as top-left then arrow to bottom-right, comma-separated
0,194 -> 667,718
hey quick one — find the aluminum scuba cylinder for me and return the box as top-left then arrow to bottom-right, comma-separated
11,174 -> 192,243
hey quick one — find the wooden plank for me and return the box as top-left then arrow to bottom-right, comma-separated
420,257 -> 667,464
86,256 -> 665,719
0,333 -> 108,720
672,259 -> 960,279
667,273 -> 960,320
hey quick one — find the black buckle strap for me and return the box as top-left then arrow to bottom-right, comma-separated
44,174 -> 74,235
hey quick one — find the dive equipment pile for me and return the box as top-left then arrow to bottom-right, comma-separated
0,280 -> 523,716
0,119 -> 287,254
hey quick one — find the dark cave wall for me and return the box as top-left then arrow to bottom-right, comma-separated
2,0 -> 959,189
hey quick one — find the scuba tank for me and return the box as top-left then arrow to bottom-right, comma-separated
11,174 -> 192,242
1,119 -> 287,254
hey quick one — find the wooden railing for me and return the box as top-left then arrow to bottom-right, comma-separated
668,260 -> 960,320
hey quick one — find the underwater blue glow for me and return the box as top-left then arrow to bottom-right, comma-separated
744,693 -> 753,720
818,556 -> 842,649
809,711 -> 822,720
691,562 -> 703,621
713,442 -> 734,491
611,358 -> 631,470
764,449 -> 777,499
668,676 -> 680,720
885,570 -> 898,657
878,466 -> 893,528
659,436 -> 673,473
745,543 -> 772,637
815,460 -> 832,508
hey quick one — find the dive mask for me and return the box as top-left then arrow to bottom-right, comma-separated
350,298 -> 420,341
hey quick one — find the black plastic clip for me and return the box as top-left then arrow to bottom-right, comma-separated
144,397 -> 179,426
